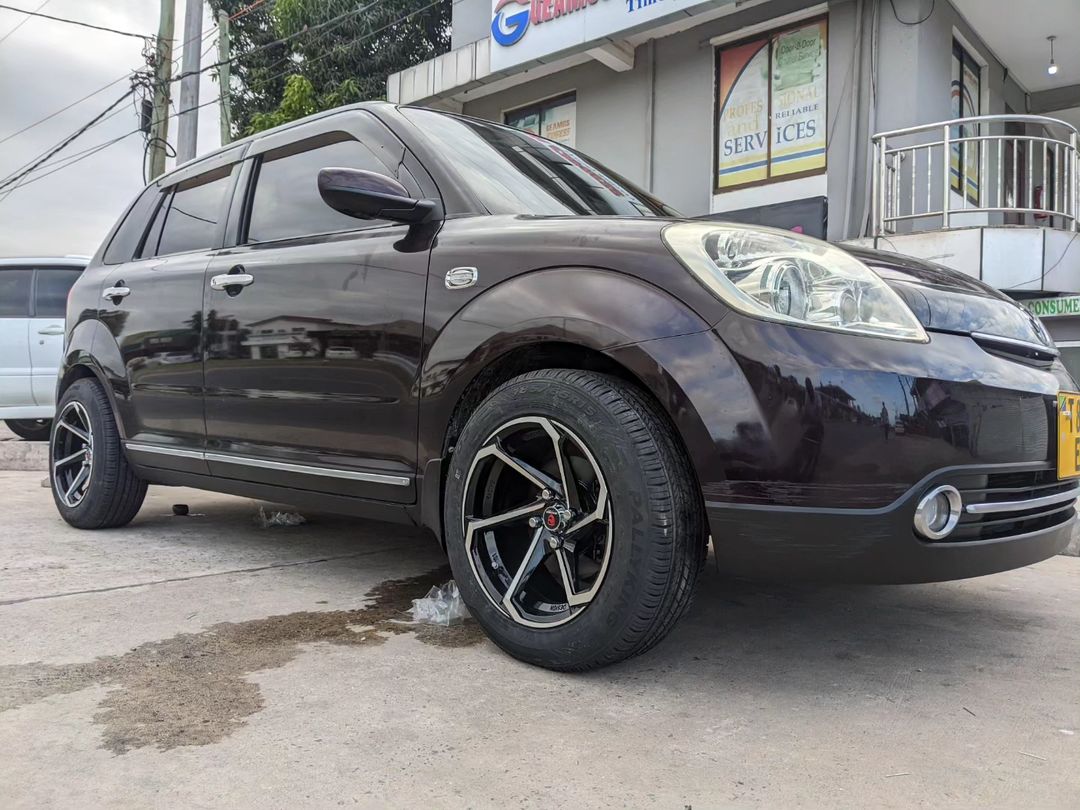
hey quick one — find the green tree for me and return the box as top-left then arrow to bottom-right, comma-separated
208,0 -> 450,137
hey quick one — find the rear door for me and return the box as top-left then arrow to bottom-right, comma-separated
29,265 -> 83,408
101,161 -> 240,470
0,266 -> 34,413
201,114 -> 435,503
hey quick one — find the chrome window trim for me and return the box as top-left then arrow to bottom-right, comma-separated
964,486 -> 1079,515
124,442 -> 410,487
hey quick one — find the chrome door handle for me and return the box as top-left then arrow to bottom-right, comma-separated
210,273 -> 254,291
37,325 -> 65,336
102,286 -> 130,300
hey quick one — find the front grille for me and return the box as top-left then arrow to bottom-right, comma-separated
936,469 -> 1078,543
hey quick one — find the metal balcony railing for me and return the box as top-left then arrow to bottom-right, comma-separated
871,114 -> 1079,236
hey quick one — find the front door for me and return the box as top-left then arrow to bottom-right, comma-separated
202,130 -> 429,504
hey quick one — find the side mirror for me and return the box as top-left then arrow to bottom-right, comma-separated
317,167 -> 437,225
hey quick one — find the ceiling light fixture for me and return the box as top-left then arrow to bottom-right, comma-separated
1047,35 -> 1059,76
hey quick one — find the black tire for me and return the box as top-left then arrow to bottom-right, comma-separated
5,418 -> 52,441
50,378 -> 147,529
444,369 -> 705,671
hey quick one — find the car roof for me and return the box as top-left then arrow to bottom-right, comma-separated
0,256 -> 88,267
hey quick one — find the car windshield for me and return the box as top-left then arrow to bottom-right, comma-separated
402,107 -> 679,218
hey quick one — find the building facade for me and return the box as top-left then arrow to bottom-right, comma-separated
388,0 -> 1080,371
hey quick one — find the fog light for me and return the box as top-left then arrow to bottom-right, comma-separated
914,485 -> 962,540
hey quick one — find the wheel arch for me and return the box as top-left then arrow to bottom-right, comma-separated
419,270 -> 725,548
57,318 -> 129,440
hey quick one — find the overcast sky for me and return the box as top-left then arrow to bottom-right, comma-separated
0,0 -> 222,257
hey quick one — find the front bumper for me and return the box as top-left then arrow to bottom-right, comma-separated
615,313 -> 1076,583
707,462 -> 1076,583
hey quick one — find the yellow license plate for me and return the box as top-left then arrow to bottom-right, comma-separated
1058,392 -> 1080,479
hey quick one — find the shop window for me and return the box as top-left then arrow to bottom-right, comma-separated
951,39 -> 982,204
505,93 -> 577,147
714,17 -> 827,192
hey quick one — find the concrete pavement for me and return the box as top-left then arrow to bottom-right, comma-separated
1,470 -> 1078,808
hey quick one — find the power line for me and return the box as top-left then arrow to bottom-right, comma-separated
0,3 -> 154,40
0,130 -> 139,203
0,0 -> 443,198
0,0 -> 48,44
0,88 -> 135,191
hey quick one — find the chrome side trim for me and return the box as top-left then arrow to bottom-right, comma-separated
965,487 -> 1079,515
204,452 -> 411,486
125,442 -> 204,460
123,443 -> 410,487
970,331 -> 1058,358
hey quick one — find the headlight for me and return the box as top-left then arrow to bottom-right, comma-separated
663,222 -> 928,342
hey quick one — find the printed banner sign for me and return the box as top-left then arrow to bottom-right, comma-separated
1022,296 -> 1080,319
490,0 -> 729,72
716,20 -> 827,190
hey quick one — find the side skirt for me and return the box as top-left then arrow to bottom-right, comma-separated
136,465 -> 423,527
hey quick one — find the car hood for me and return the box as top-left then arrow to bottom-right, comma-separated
840,245 -> 1054,352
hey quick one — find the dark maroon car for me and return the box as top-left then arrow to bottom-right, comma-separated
52,103 -> 1077,670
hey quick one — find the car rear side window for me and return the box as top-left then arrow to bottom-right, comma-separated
34,268 -> 83,317
103,185 -> 161,265
153,168 -> 232,257
0,269 -> 32,318
246,138 -> 403,243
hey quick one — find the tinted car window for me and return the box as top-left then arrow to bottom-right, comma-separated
103,185 -> 160,264
138,191 -> 171,259
155,170 -> 231,256
247,139 -> 399,243
0,269 -> 32,317
401,108 -> 677,218
34,268 -> 83,317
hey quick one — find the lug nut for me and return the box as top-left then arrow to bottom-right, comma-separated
541,488 -> 553,500
528,516 -> 541,528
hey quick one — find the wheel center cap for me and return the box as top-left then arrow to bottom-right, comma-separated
542,504 -> 571,532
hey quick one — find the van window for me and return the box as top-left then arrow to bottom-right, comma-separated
34,268 -> 83,317
0,268 -> 33,318
246,139 -> 400,243
103,185 -> 161,264
155,169 -> 232,256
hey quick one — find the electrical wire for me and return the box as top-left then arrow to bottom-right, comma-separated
0,3 -> 154,40
0,0 -> 442,199
0,88 -> 135,191
0,0 -> 48,44
888,0 -> 935,26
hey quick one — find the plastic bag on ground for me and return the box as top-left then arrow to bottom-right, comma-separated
410,580 -> 470,626
254,507 -> 307,528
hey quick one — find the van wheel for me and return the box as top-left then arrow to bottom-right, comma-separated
50,378 -> 147,529
5,419 -> 52,441
443,369 -> 704,671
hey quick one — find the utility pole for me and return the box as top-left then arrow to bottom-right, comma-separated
176,0 -> 204,164
217,9 -> 231,145
148,0 -> 174,180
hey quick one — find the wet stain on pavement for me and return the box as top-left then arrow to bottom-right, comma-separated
0,566 -> 484,754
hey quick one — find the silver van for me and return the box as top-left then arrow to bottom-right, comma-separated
0,257 -> 86,440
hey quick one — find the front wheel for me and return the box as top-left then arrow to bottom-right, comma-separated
444,369 -> 705,671
5,418 -> 52,441
50,378 -> 147,529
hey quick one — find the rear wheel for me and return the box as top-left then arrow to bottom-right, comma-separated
5,418 -> 52,441
444,369 -> 705,671
50,378 -> 147,529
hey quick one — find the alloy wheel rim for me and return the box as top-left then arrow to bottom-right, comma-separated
52,402 -> 94,508
462,416 -> 612,628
